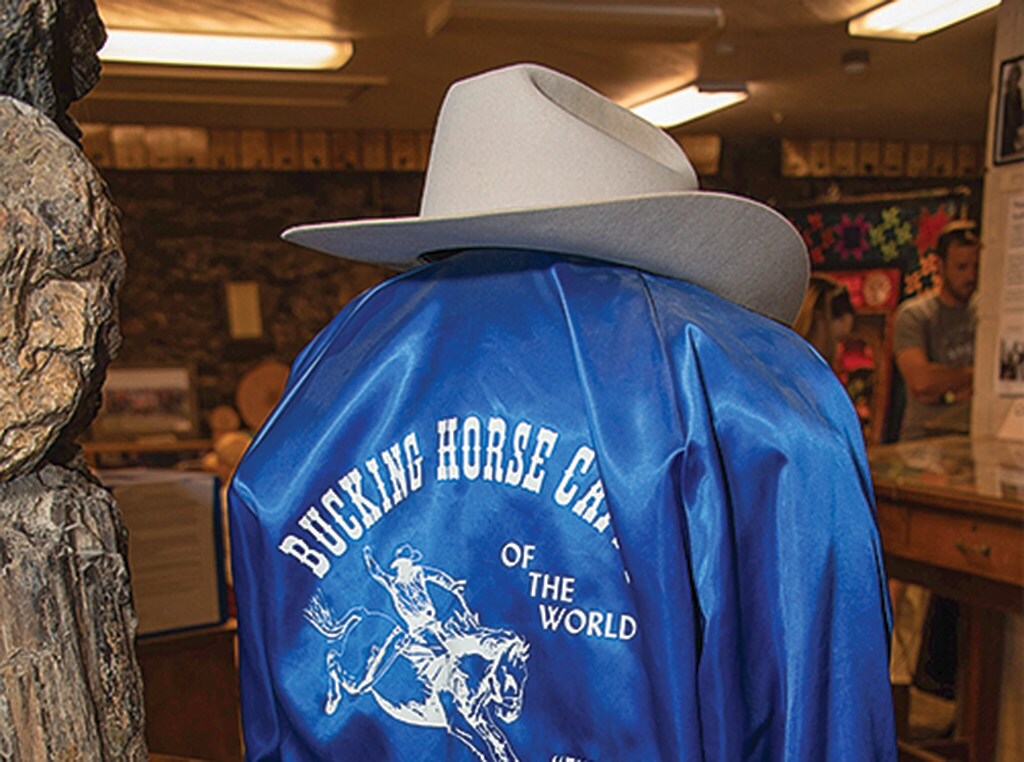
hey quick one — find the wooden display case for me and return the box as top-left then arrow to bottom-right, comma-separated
869,436 -> 1024,762
137,621 -> 242,762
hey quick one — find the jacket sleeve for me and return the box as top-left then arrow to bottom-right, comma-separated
685,336 -> 897,761
229,481 -> 287,760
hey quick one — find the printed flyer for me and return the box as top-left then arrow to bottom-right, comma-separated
997,191 -> 1024,396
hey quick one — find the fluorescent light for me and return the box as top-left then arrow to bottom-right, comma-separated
848,0 -> 1000,41
100,29 -> 354,70
631,84 -> 748,128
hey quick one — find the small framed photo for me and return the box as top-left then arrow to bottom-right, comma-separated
994,55 -> 1024,166
91,366 -> 198,441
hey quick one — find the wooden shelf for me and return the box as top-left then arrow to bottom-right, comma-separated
83,438 -> 212,454
81,438 -> 212,468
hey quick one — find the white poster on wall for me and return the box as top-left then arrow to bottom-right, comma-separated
997,191 -> 1024,395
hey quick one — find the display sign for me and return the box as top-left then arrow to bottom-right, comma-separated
103,469 -> 226,636
91,366 -> 198,441
997,192 -> 1024,396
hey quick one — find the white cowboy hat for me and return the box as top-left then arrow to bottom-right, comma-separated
283,63 -> 809,323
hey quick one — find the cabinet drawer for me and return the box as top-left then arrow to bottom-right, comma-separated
877,501 -> 910,552
904,508 -> 1024,586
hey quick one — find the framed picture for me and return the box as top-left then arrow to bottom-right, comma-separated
91,365 -> 199,441
994,55 -> 1024,166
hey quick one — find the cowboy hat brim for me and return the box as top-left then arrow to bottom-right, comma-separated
283,190 -> 808,324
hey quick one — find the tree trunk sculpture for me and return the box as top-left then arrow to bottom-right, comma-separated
0,1 -> 148,757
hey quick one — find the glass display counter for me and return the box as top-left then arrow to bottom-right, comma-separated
869,435 -> 1024,506
868,435 -> 1023,762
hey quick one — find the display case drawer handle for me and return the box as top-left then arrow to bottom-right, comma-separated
955,540 -> 991,558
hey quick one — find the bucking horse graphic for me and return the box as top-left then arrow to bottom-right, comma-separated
303,544 -> 531,762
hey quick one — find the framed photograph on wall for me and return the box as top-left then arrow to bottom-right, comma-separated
994,54 -> 1024,166
91,365 -> 199,441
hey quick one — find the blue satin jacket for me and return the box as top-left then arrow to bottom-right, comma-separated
229,249 -> 896,761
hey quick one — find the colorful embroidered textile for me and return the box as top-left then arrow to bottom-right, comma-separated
789,195 -> 971,299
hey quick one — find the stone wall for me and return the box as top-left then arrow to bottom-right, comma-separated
103,170 -> 422,431
101,161 -> 983,440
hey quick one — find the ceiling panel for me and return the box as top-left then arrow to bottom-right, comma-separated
77,0 -> 999,143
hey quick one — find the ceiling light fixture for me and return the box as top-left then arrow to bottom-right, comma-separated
630,83 -> 749,128
99,29 -> 354,70
848,0 -> 1000,41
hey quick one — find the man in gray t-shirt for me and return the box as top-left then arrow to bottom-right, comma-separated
893,220 -> 979,440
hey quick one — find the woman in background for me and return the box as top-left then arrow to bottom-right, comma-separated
793,274 -> 855,369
